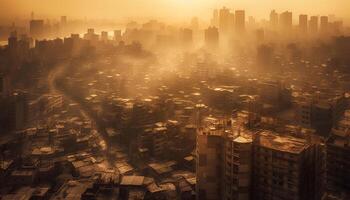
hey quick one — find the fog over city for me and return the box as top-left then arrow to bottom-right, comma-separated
0,1 -> 349,200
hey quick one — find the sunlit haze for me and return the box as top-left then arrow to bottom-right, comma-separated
1,0 -> 350,23
0,0 -> 350,199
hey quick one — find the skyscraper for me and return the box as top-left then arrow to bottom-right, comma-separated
270,10 -> 279,29
279,11 -> 293,32
101,31 -> 108,42
320,16 -> 329,33
29,19 -> 44,38
309,16 -> 319,34
114,30 -> 122,42
204,27 -> 219,48
299,14 -> 308,34
235,10 -> 246,33
219,7 -> 231,34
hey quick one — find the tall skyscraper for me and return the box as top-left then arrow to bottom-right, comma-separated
196,118 -> 224,200
114,30 -> 122,42
204,27 -> 219,48
29,19 -> 44,38
320,16 -> 329,33
299,14 -> 308,34
235,10 -> 246,33
101,31 -> 108,42
219,7 -> 231,34
279,11 -> 293,32
270,10 -> 279,29
309,16 -> 319,34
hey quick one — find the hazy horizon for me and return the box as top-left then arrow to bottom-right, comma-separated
0,0 -> 349,24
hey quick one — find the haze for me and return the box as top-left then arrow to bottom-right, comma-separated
1,0 -> 349,23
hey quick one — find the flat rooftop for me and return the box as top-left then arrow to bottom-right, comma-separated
257,131 -> 309,154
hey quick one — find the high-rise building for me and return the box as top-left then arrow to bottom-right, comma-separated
224,133 -> 253,200
219,7 -> 231,34
204,27 -> 219,48
196,117 -> 225,200
235,10 -> 246,33
252,131 -> 321,200
320,16 -> 329,33
114,30 -> 122,42
309,16 -> 319,34
299,14 -> 308,34
270,10 -> 279,29
29,19 -> 44,38
101,31 -> 108,42
279,11 -> 293,32
326,109 -> 350,194
8,31 -> 18,50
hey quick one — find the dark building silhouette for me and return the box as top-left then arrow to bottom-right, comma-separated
280,11 -> 293,32
29,19 -> 44,39
270,10 -> 279,30
204,27 -> 219,49
235,10 -> 246,33
309,16 -> 319,34
299,14 -> 308,34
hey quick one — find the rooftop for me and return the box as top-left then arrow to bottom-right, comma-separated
257,131 -> 309,154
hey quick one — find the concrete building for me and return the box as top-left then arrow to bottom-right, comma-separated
299,15 -> 308,34
196,117 -> 225,200
235,10 -> 246,33
270,10 -> 279,30
279,11 -> 293,32
204,27 -> 219,48
219,7 -> 231,34
29,19 -> 44,39
326,109 -> 350,195
224,133 -> 253,200
252,131 -> 319,200
309,16 -> 319,35
320,16 -> 329,34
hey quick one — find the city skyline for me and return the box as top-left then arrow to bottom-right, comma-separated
0,1 -> 349,200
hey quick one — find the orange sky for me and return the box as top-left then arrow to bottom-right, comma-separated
0,0 -> 349,23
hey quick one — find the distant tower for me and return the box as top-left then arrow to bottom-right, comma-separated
320,16 -> 329,34
235,10 -> 246,33
309,16 -> 319,34
219,7 -> 231,34
270,10 -> 279,29
204,26 -> 219,48
279,11 -> 293,32
31,12 -> 34,20
299,14 -> 308,34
